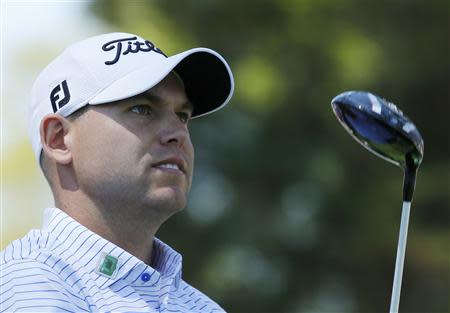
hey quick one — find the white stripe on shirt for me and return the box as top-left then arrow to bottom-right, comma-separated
0,207 -> 225,312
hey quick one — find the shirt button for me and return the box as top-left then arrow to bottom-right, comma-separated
141,272 -> 151,282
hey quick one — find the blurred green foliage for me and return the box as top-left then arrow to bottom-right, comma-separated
91,1 -> 449,312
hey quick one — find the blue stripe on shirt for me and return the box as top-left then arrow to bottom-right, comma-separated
0,207 -> 225,312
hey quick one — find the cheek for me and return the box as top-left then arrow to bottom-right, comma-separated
185,138 -> 195,186
71,118 -> 142,181
186,137 -> 195,162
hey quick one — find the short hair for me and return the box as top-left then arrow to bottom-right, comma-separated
67,105 -> 90,121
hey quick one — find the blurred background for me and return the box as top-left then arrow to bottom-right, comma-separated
1,0 -> 449,312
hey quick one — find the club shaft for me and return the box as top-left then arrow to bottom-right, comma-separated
389,201 -> 411,313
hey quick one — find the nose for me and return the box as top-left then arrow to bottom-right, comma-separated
159,114 -> 189,147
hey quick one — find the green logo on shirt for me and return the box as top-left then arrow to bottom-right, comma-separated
97,253 -> 118,278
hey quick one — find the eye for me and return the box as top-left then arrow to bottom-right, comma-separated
130,105 -> 152,116
177,111 -> 191,124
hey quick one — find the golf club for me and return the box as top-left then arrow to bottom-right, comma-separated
330,91 -> 424,313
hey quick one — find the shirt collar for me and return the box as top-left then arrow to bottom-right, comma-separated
41,207 -> 183,288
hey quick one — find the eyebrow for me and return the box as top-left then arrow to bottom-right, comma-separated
140,91 -> 194,112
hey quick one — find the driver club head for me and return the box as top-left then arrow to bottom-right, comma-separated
331,91 -> 424,170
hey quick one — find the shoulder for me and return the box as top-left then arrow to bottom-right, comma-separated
1,229 -> 56,261
0,231 -> 90,312
177,280 -> 227,313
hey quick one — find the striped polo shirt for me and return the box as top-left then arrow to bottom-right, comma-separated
0,207 -> 225,312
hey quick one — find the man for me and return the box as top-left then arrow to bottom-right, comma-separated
0,32 -> 234,312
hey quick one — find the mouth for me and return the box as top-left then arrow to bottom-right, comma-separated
152,157 -> 186,175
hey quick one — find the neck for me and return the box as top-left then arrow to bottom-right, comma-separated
55,192 -> 164,266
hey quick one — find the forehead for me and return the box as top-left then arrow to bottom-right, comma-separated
128,73 -> 193,111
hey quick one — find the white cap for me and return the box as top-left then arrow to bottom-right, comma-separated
28,32 -> 234,163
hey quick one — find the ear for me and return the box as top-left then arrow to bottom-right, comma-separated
40,114 -> 73,165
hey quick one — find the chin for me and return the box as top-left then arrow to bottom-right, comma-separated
149,186 -> 188,212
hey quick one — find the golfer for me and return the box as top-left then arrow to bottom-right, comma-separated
0,32 -> 234,312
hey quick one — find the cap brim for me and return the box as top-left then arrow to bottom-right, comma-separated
89,48 -> 234,118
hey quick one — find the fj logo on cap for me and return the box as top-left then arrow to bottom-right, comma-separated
50,80 -> 71,113
102,36 -> 167,65
96,252 -> 119,279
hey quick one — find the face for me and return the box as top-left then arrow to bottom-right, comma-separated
69,73 -> 194,221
